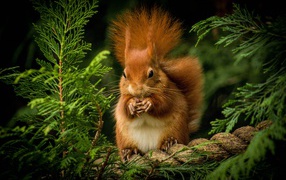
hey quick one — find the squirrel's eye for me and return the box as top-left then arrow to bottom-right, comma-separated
122,71 -> 127,78
148,70 -> 154,78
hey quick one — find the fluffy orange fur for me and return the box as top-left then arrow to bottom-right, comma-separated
109,6 -> 203,161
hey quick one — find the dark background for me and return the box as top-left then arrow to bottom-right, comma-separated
0,0 -> 284,132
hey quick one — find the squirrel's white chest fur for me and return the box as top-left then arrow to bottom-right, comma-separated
128,114 -> 167,153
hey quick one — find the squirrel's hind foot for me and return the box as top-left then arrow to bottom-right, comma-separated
122,147 -> 140,162
160,137 -> 178,151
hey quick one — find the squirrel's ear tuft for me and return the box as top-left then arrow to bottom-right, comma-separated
108,10 -> 132,67
109,6 -> 182,66
124,27 -> 131,65
148,6 -> 183,59
147,42 -> 159,62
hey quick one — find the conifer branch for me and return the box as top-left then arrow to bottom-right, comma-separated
190,3 -> 286,179
87,101 -> 104,156
0,0 -> 116,178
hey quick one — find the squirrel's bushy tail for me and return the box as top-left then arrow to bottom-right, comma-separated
109,6 -> 182,66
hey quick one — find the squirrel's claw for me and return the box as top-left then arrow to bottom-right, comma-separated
128,98 -> 140,116
128,102 -> 136,115
122,148 -> 139,162
143,100 -> 152,112
160,137 -> 178,151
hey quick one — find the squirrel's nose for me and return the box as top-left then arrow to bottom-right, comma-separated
128,84 -> 144,97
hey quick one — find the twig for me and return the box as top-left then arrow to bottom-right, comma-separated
96,147 -> 112,180
87,101 -> 104,156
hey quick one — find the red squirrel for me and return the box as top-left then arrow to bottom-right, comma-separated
109,6 -> 203,161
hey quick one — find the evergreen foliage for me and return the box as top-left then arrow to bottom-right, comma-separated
0,0 -> 116,179
191,3 -> 286,179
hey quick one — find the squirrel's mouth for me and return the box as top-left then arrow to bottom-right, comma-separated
131,93 -> 152,100
127,84 -> 151,98
132,94 -> 151,99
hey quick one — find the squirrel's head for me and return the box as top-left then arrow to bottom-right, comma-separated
119,48 -> 167,98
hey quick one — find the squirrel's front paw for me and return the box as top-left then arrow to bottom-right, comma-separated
122,148 -> 139,162
127,98 -> 140,116
160,137 -> 178,151
136,98 -> 153,114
